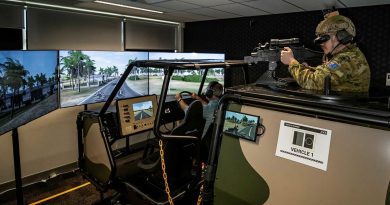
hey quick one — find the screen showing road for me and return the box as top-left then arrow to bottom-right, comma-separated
148,52 -> 225,95
132,100 -> 153,121
59,50 -> 148,107
223,111 -> 259,142
0,50 -> 59,136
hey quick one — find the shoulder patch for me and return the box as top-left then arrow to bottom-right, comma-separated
327,61 -> 340,70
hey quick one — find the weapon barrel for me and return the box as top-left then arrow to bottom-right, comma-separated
270,38 -> 300,46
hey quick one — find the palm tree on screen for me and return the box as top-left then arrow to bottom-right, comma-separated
84,57 -> 95,86
0,57 -> 29,118
61,51 -> 87,92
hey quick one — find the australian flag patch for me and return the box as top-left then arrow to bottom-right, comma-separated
328,61 -> 340,70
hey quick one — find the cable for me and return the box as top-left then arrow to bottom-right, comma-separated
257,124 -> 266,136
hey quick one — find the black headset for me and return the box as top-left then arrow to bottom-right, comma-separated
205,81 -> 222,98
336,29 -> 353,44
314,29 -> 353,45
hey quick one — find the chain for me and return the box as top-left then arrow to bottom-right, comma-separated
159,139 -> 205,205
159,139 -> 174,205
196,162 -> 206,205
196,184 -> 204,205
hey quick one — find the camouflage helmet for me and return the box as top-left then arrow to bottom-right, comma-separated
315,15 -> 356,37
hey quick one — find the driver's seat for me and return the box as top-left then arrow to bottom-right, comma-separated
170,99 -> 205,137
137,99 -> 205,171
121,100 -> 206,204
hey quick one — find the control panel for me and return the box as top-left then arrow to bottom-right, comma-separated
116,95 -> 158,136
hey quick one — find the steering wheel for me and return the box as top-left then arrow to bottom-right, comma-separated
179,91 -> 192,98
177,91 -> 193,107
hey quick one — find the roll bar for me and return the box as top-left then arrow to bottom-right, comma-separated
98,60 -> 249,142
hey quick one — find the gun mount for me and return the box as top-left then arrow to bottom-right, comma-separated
244,38 -> 323,86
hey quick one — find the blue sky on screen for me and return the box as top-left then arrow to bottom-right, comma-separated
225,111 -> 258,123
0,51 -> 58,76
59,51 -> 148,74
133,100 -> 152,111
149,52 -> 224,60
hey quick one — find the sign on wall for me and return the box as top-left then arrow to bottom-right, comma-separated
275,120 -> 332,171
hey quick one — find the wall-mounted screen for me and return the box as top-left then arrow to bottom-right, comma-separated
59,50 -> 148,107
116,95 -> 157,136
0,50 -> 59,136
148,52 -> 225,95
223,110 -> 259,142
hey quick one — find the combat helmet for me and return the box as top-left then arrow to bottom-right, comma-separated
315,13 -> 356,44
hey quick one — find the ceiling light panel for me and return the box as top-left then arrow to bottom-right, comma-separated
95,0 -> 163,13
114,0 -> 175,12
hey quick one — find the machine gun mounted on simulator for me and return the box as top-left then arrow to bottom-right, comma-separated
244,38 -> 323,86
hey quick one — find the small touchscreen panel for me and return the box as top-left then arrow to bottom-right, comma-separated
223,110 -> 260,142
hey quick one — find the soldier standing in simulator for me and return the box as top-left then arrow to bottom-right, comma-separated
280,11 -> 371,92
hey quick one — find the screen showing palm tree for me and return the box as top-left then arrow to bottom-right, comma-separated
0,50 -> 58,136
148,52 -> 225,95
59,51 -> 148,107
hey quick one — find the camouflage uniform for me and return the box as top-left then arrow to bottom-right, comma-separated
288,13 -> 371,93
288,44 -> 370,92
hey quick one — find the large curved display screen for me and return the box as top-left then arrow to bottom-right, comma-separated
148,52 -> 225,95
59,50 -> 148,107
0,50 -> 59,135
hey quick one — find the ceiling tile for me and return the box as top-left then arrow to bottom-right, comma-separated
340,0 -> 390,7
167,11 -> 212,21
153,0 -> 201,10
188,7 -> 240,19
144,0 -> 169,3
284,0 -> 345,11
243,0 -> 303,14
179,0 -> 233,7
212,3 -> 269,16
230,0 -> 255,2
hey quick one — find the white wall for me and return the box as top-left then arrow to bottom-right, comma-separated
0,131 -> 14,186
0,105 -> 83,185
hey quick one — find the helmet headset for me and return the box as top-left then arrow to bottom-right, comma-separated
314,11 -> 355,45
205,81 -> 222,98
